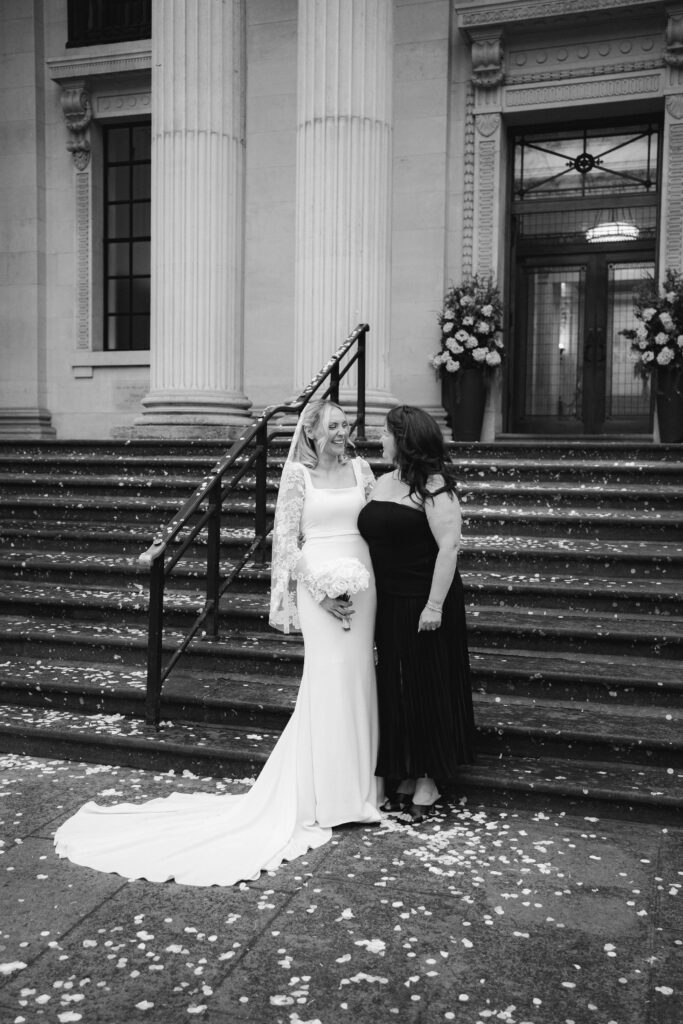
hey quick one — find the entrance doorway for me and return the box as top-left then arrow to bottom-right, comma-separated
513,253 -> 654,434
508,118 -> 660,436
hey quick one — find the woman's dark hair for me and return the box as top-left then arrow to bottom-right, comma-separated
386,405 -> 458,503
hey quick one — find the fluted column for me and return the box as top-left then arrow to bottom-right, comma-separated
135,0 -> 251,437
294,0 -> 397,424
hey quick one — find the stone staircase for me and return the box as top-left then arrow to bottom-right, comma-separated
0,438 -> 682,822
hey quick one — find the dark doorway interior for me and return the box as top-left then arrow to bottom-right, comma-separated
508,119 -> 660,435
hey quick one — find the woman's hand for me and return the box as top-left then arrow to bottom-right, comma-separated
418,604 -> 442,632
320,595 -> 355,625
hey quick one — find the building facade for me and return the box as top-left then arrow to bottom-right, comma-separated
0,0 -> 678,439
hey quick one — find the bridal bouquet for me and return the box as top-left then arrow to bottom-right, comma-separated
304,557 -> 370,630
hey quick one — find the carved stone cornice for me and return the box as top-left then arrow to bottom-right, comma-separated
457,0 -> 665,31
46,49 -> 151,83
470,28 -> 505,87
60,84 -> 92,170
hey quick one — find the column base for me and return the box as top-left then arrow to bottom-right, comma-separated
124,389 -> 254,440
338,388 -> 401,437
0,407 -> 56,439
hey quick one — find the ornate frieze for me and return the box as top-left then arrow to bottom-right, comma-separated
96,93 -> 151,116
475,138 -> 497,278
507,59 -> 663,85
75,173 -> 91,350
664,123 -> 683,268
457,0 -> 662,30
505,33 -> 662,84
60,85 -> 92,170
505,72 -> 662,107
461,85 -> 475,281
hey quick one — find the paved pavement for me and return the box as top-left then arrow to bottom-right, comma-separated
0,752 -> 681,1024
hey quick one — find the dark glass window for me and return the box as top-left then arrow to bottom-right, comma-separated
103,123 -> 151,351
513,122 -> 660,202
67,0 -> 151,48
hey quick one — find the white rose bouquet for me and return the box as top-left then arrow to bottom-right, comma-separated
301,557 -> 370,630
620,268 -> 683,381
430,275 -> 504,378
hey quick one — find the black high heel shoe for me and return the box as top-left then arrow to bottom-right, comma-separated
379,794 -> 411,813
397,800 -> 440,825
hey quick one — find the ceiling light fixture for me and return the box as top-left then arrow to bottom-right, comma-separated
586,211 -> 640,244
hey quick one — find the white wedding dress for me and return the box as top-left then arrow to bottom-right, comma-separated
54,457 -> 381,886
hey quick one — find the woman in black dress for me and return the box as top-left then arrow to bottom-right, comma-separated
357,404 -> 475,824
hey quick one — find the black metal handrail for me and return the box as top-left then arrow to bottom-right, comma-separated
139,323 -> 369,727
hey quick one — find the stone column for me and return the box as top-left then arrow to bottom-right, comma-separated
135,0 -> 251,437
294,0 -> 397,425
0,2 -> 54,438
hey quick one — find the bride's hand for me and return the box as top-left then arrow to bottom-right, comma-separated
320,596 -> 355,623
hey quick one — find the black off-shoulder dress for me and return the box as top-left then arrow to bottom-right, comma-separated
357,499 -> 476,782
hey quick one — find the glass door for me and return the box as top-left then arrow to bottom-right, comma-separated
508,117 -> 660,435
512,255 -> 654,434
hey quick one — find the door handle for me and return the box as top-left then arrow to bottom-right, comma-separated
584,328 -> 595,365
594,327 -> 606,366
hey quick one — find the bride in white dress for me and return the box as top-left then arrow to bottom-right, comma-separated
53,400 -> 381,886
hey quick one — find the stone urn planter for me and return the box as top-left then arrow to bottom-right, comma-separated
430,275 -> 504,442
442,369 -> 487,442
655,367 -> 683,443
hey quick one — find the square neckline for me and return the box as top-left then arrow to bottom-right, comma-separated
302,460 -> 360,491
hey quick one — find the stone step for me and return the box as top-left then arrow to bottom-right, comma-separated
474,692 -> 683,766
472,648 -> 683,705
1,655 -> 680,765
2,639 -> 680,725
3,470 -> 682,509
2,583 -> 682,659
3,492 -> 681,539
2,438 -> 683,462
3,524 -> 682,578
1,561 -> 682,618
0,703 -> 680,821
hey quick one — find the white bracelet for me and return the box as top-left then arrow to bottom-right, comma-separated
426,600 -> 442,614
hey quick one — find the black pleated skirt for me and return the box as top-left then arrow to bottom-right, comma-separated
374,569 -> 476,782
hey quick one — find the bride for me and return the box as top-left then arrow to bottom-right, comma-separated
54,400 -> 381,886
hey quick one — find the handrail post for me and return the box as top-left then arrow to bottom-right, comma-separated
254,418 -> 268,564
206,480 -> 221,637
356,326 -> 367,441
145,554 -> 165,728
330,361 -> 340,404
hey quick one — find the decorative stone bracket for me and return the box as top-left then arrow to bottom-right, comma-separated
60,83 -> 92,170
666,8 -> 683,66
469,28 -> 504,88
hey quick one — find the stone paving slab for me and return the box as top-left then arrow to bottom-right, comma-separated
0,753 -> 681,1024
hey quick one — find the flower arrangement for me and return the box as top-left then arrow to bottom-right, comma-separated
430,275 -> 504,377
300,557 -> 370,630
620,268 -> 683,380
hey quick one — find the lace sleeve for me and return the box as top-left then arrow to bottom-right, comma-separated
358,457 -> 376,500
269,461 -> 306,633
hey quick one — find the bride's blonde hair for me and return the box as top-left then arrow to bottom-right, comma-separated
289,400 -> 349,468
